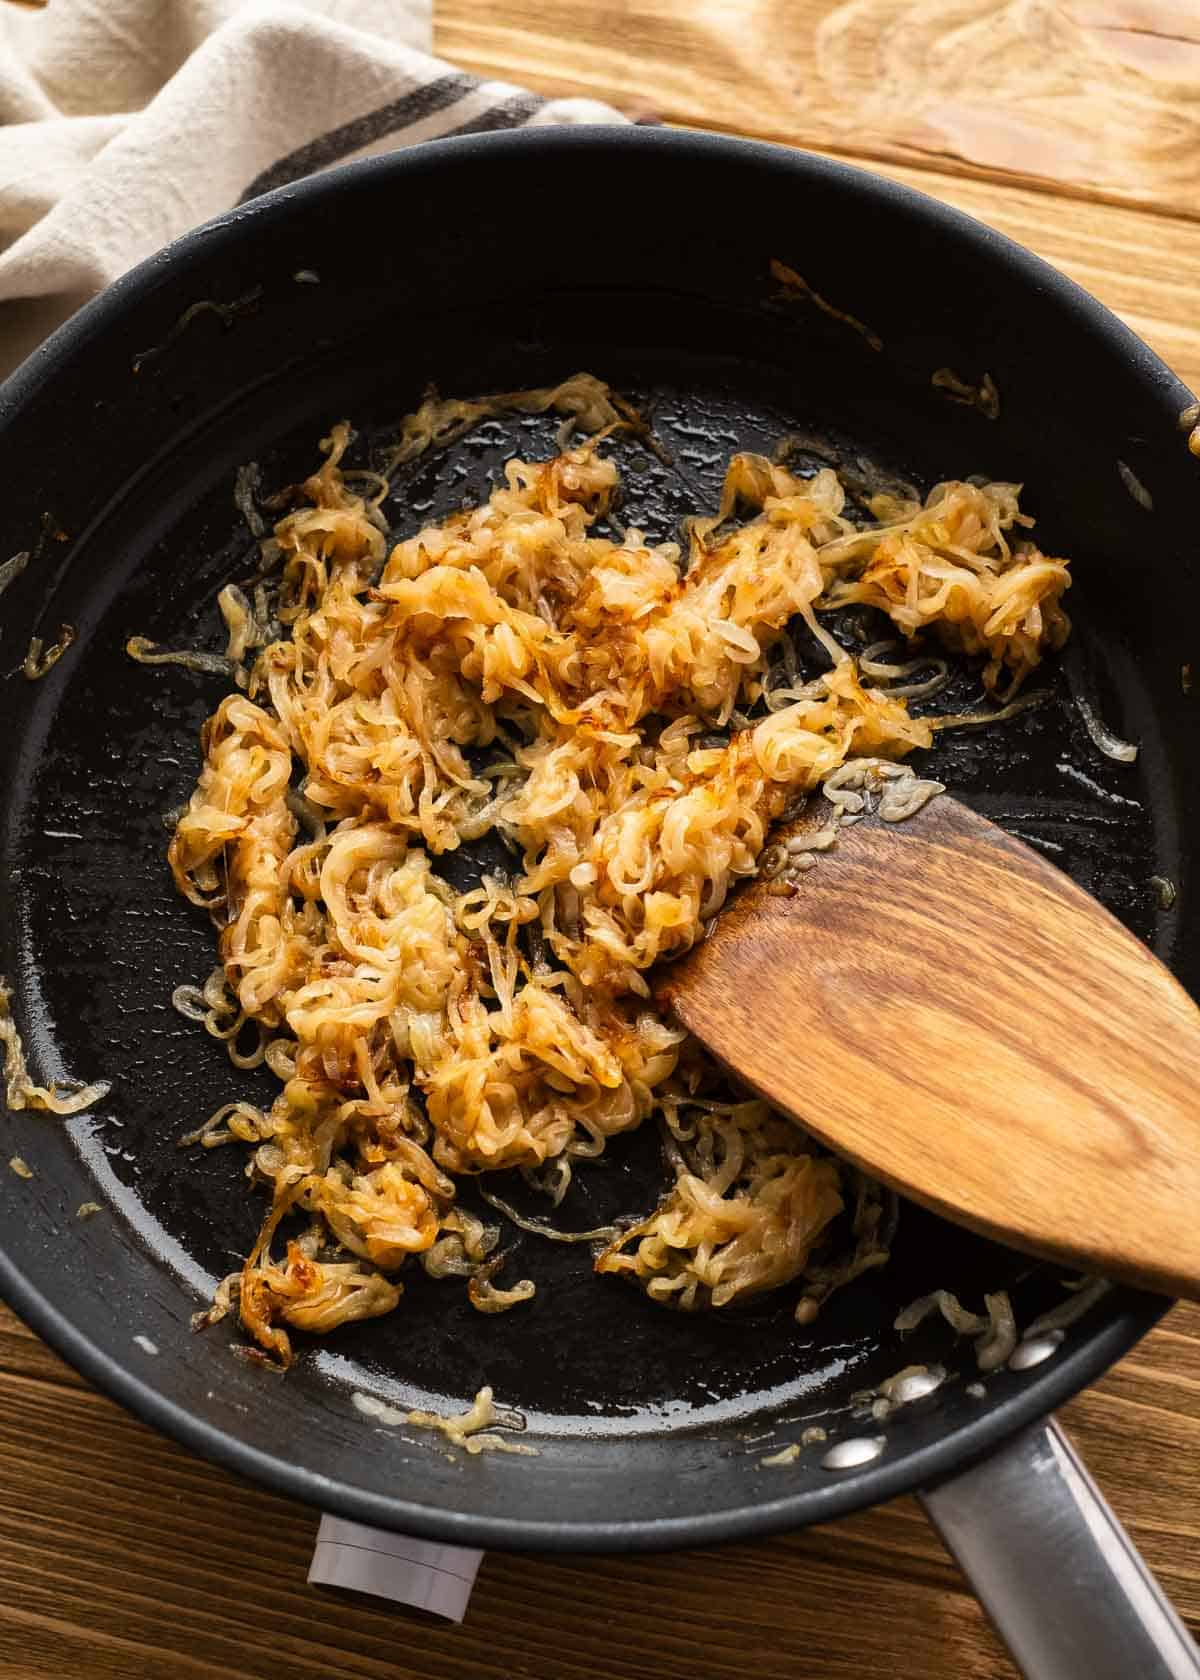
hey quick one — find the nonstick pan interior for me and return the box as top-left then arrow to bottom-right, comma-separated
0,130 -> 1187,1547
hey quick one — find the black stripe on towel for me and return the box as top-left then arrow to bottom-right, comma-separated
436,92 -> 544,138
237,71 -> 481,204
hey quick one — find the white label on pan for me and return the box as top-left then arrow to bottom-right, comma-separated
308,1516 -> 483,1621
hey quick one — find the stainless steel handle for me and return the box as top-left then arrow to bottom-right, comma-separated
920,1418 -> 1199,1679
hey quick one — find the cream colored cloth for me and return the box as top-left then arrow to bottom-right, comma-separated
0,0 -> 621,375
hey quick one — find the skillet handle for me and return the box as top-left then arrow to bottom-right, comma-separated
920,1418 -> 1199,1679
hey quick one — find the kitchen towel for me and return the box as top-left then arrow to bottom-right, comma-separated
0,0 -> 623,376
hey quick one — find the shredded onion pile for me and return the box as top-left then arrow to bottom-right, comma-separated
164,383 -> 1074,1364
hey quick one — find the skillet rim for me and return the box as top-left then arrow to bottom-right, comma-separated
0,123 -> 1178,1550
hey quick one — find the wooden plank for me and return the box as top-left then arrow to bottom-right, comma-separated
2,1299 -> 1199,1678
0,1363 -> 1008,1680
434,0 -> 1200,220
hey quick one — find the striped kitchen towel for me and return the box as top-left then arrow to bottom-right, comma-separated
0,0 -> 623,377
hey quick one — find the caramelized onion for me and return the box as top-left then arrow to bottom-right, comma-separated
0,548 -> 29,599
479,1186 -> 627,1244
1,976 -> 110,1115
127,636 -> 235,677
160,392 -> 1077,1363
23,624 -> 76,680
1072,691 -> 1138,763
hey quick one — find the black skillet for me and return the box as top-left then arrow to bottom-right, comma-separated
0,129 -> 1197,1678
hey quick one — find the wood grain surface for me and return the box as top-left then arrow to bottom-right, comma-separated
4,1295 -> 1200,1680
5,3 -> 1200,1678
437,0 -> 1200,218
662,796 -> 1200,1300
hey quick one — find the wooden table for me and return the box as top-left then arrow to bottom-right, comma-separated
6,3 -> 1200,1676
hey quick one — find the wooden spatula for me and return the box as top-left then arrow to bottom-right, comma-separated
655,795 -> 1200,1299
